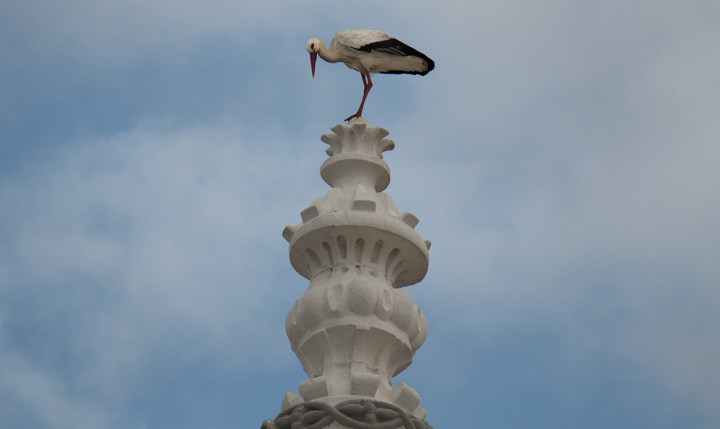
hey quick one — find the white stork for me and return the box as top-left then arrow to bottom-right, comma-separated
306,29 -> 435,121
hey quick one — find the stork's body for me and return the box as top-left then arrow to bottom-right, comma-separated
307,30 -> 435,121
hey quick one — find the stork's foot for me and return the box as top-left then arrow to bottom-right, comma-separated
344,112 -> 362,122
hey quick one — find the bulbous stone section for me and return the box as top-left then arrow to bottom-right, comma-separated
285,267 -> 428,406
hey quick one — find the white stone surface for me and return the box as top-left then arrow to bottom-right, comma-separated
281,118 -> 430,420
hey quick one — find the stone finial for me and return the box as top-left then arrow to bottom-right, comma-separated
321,118 -> 395,159
283,118 -> 429,287
275,118 -> 432,427
320,118 -> 394,193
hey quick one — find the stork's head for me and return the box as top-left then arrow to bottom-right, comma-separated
306,38 -> 322,77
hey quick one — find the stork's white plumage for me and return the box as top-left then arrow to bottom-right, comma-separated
306,29 -> 435,121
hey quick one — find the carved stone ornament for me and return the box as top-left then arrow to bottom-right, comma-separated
261,399 -> 434,429
270,118 -> 433,428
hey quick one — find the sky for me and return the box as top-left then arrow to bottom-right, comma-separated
1,0 -> 719,428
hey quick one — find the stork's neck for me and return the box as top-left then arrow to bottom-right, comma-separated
317,40 -> 342,63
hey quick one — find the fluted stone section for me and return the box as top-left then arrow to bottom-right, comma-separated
281,118 -> 431,421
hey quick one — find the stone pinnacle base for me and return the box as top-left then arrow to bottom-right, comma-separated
262,398 -> 433,429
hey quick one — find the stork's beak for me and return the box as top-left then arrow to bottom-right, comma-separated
310,52 -> 317,77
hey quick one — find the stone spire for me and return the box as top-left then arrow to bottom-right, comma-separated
263,118 -> 433,429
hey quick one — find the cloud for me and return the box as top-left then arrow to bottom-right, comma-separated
376,1 -> 720,423
3,0 -> 307,66
1,0 -> 719,427
0,343 -> 109,429
0,117 -> 320,426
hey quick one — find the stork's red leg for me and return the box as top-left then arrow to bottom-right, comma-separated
345,71 -> 373,121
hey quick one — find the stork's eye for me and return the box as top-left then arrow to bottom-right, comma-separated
311,43 -> 315,50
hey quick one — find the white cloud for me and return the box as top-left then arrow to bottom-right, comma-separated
377,1 -> 720,422
0,116 -> 316,424
6,0 -> 309,66
0,335 -> 110,429
2,0 -> 720,427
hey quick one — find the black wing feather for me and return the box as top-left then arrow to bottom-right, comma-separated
357,38 -> 435,75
